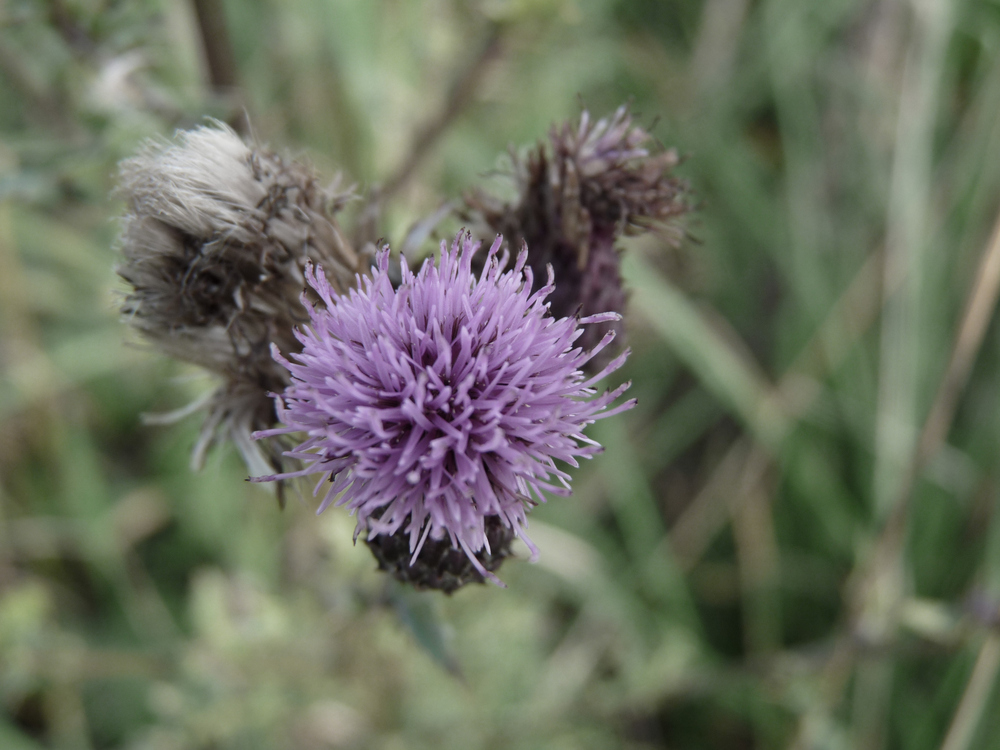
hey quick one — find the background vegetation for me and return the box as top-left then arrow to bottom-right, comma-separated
3,0 -> 1000,748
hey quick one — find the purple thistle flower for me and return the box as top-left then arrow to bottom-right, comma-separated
251,232 -> 635,587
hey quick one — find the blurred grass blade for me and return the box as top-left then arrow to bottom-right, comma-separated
595,417 -> 700,627
873,0 -> 955,518
939,635 -> 1000,750
623,254 -> 789,450
388,583 -> 463,679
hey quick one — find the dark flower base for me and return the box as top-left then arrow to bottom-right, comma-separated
365,516 -> 515,594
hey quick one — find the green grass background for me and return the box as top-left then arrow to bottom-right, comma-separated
3,0 -> 1000,748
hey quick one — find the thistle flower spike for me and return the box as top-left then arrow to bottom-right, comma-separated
251,232 -> 635,589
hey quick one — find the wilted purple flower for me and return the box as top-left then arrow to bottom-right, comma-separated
252,232 -> 634,587
465,105 -> 691,366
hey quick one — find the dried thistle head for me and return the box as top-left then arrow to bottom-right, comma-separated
464,105 -> 692,361
117,123 -> 366,476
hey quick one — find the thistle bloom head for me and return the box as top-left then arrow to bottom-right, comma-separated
252,232 -> 635,588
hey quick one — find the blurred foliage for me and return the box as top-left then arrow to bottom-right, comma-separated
3,0 -> 1000,748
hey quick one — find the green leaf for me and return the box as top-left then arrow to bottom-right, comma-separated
388,582 -> 463,679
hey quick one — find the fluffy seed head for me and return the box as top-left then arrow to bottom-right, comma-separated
116,123 -> 365,474
252,232 -> 635,587
465,105 -> 691,362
